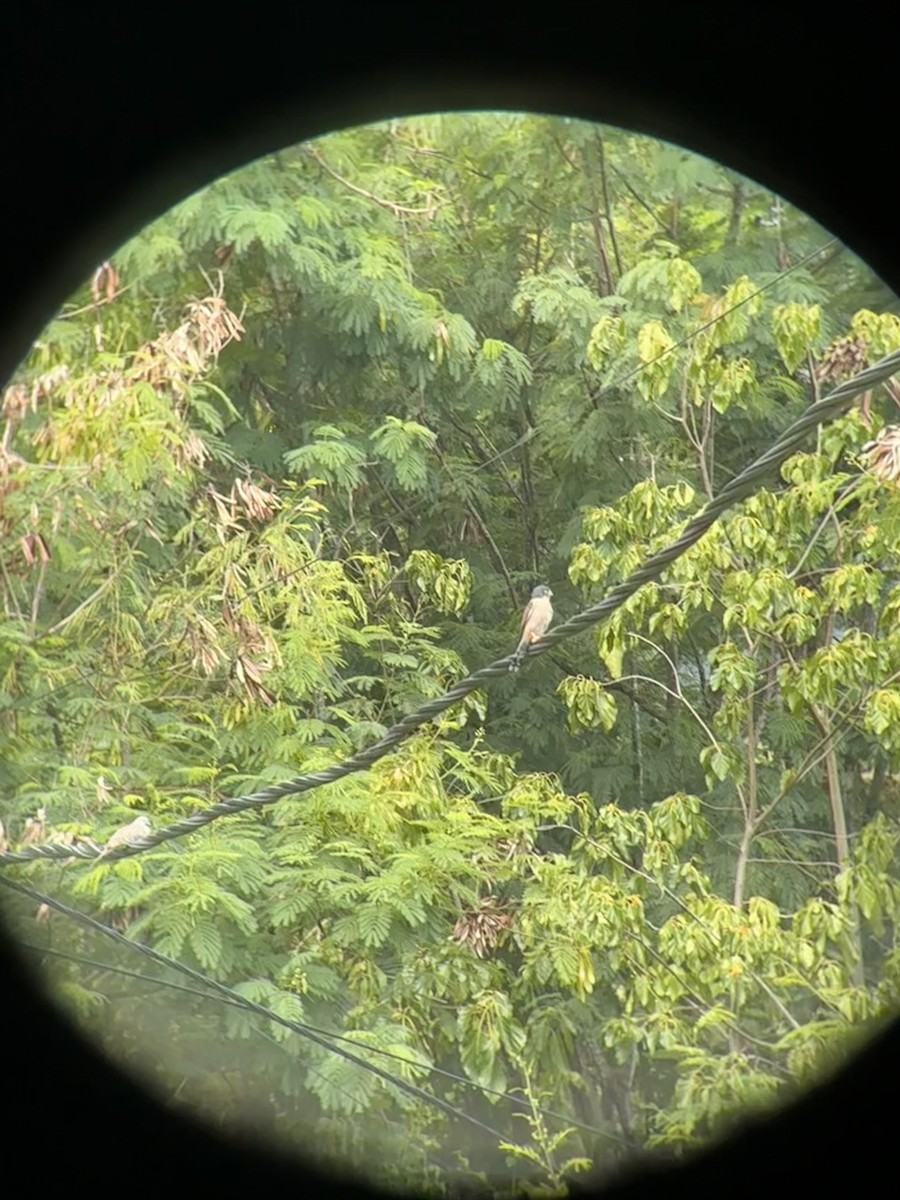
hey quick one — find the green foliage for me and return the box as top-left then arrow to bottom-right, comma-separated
370,416 -> 437,493
284,426 -> 367,490
3,110 -> 900,1197
773,302 -> 823,372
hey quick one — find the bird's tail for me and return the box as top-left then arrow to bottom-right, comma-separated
509,639 -> 527,672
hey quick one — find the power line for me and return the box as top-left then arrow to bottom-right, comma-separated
0,875 -> 518,1147
3,348 -> 898,867
21,940 -> 626,1146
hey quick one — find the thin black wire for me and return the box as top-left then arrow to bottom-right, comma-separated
4,348 -> 898,867
0,875 -> 519,1147
21,946 -> 397,1122
21,940 -> 626,1146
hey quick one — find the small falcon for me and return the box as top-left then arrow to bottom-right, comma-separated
95,814 -> 152,861
509,584 -> 554,672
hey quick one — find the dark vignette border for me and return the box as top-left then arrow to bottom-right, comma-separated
2,8 -> 898,1198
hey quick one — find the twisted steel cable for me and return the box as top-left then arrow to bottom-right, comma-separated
3,349 -> 899,868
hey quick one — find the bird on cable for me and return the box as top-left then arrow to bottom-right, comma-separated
95,814 -> 152,861
509,584 -> 554,672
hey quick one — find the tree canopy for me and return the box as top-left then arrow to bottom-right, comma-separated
3,111 -> 900,1196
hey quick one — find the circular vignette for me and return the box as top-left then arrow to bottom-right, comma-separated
4,19 -> 900,1200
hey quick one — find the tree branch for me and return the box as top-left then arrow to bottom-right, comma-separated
306,144 -> 443,218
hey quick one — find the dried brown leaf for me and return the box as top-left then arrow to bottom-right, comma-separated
2,383 -> 29,422
862,425 -> 900,484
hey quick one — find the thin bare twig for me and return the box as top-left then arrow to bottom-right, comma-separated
57,284 -> 134,321
43,572 -> 118,639
306,144 -> 443,218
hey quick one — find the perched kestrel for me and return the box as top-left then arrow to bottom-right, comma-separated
509,584 -> 554,672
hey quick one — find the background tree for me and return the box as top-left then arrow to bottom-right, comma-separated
2,112 -> 900,1195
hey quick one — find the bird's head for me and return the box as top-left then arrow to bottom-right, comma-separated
532,584 -> 552,599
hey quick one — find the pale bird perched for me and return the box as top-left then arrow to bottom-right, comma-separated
509,584 -> 554,672
862,426 -> 900,484
95,814 -> 152,861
